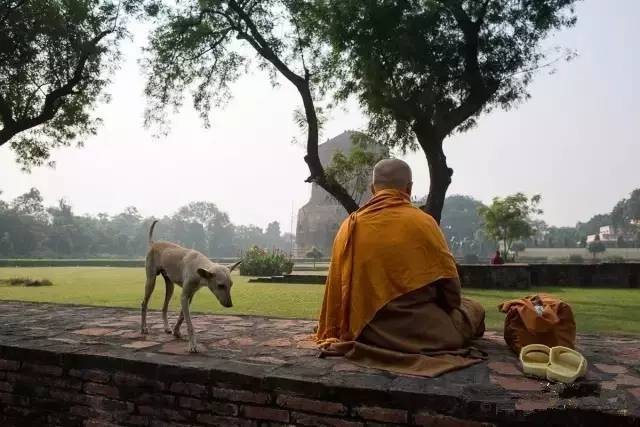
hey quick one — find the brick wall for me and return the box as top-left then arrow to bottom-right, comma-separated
0,356 -> 490,427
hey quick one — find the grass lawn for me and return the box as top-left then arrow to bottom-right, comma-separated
0,267 -> 638,334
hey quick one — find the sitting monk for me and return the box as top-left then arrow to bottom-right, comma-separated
316,159 -> 486,377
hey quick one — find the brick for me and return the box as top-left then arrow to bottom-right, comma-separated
21,362 -> 62,377
134,392 -> 175,406
211,386 -> 270,404
70,405 -> 104,419
50,388 -> 89,405
114,372 -> 165,391
210,401 -> 239,416
242,405 -> 290,423
354,406 -> 408,424
139,405 -> 190,422
178,396 -> 209,411
114,414 -> 148,426
150,421 -> 192,427
170,381 -> 207,397
413,411 -> 488,427
276,394 -> 346,416
86,396 -> 134,414
84,382 -> 120,399
70,368 -> 111,384
7,371 -> 81,391
0,381 -> 13,392
85,420 -> 121,427
0,359 -> 20,371
291,412 -> 364,427
197,414 -> 256,427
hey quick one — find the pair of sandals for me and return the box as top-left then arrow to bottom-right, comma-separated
520,344 -> 587,383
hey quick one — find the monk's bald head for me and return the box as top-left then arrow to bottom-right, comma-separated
372,159 -> 413,194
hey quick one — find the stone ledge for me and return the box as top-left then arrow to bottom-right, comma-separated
0,301 -> 639,426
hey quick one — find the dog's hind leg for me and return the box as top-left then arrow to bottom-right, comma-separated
161,272 -> 174,334
172,294 -> 192,339
140,273 -> 157,335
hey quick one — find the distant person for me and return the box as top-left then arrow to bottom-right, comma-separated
316,159 -> 485,377
491,250 -> 505,265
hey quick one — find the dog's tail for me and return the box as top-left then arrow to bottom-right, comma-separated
148,220 -> 159,245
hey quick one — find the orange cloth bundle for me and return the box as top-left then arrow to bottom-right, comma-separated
498,294 -> 576,354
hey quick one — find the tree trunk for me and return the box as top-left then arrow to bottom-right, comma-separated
420,139 -> 452,224
296,82 -> 359,214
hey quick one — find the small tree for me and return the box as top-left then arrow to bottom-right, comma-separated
305,247 -> 323,269
587,236 -> 606,261
478,193 -> 542,259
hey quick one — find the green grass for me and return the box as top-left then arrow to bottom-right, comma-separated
0,267 -> 638,334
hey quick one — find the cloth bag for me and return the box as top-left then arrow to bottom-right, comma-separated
498,294 -> 576,354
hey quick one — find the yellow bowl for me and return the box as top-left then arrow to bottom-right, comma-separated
546,346 -> 587,384
519,344 -> 551,379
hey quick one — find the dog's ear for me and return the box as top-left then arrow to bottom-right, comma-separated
227,261 -> 242,272
197,268 -> 213,279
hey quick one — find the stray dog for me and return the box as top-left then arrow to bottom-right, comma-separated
141,220 -> 241,352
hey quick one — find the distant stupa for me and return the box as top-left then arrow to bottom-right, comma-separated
295,131 -> 379,255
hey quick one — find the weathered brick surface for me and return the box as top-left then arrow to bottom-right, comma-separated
83,382 -> 120,399
0,359 -> 20,371
169,381 -> 207,397
277,394 -> 347,416
242,405 -> 290,423
69,368 -> 111,384
21,362 -> 63,377
291,411 -> 364,427
211,385 -> 270,404
353,405 -> 408,424
413,411 -> 492,426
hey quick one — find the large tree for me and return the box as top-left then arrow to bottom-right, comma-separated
143,0 -> 358,213
0,0 -> 135,169
301,0 -> 579,222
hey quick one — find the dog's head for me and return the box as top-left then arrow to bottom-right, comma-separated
197,261 -> 241,308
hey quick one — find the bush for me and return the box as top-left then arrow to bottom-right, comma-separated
239,246 -> 294,276
568,254 -> 585,264
605,255 -> 626,264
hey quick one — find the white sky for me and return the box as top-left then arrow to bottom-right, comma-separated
1,0 -> 638,232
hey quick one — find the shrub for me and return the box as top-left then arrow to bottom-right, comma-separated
239,246 -> 294,276
568,254 -> 585,264
605,255 -> 626,264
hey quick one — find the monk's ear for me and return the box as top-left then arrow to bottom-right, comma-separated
197,268 -> 213,279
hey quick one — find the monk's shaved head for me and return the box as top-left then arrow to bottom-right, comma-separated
372,158 -> 413,194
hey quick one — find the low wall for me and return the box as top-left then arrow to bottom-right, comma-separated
0,348 -> 487,427
457,263 -> 640,289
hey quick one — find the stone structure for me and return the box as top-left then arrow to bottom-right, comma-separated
296,131 -> 378,255
0,301 -> 639,426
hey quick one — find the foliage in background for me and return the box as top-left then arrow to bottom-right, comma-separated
239,246 -> 293,276
305,246 -> 323,268
587,236 -> 606,260
324,135 -> 389,205
0,188 -> 292,258
479,193 -> 543,259
0,0 -> 140,169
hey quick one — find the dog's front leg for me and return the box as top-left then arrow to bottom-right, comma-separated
140,275 -> 157,335
181,293 -> 198,353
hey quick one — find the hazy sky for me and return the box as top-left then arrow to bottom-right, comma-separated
1,0 -> 638,232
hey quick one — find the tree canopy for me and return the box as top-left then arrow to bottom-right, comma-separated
0,0 -> 137,169
478,193 -> 543,257
299,0 -> 579,222
142,0 -> 358,213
